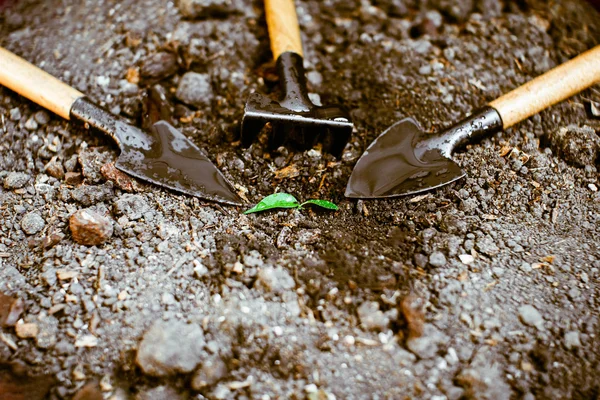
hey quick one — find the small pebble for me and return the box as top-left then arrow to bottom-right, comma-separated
564,331 -> 581,350
24,117 -> 38,130
21,213 -> 45,235
70,209 -> 113,246
9,107 -> 21,121
4,172 -> 31,189
429,251 -> 447,268
175,72 -> 214,108
34,110 -> 50,125
16,322 -> 39,339
518,305 -> 544,330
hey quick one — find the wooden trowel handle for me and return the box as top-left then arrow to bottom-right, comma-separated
0,47 -> 83,120
265,0 -> 304,59
489,45 -> 600,129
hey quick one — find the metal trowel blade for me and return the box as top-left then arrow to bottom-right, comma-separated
115,121 -> 243,206
345,118 -> 465,198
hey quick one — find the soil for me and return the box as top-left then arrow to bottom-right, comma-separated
0,0 -> 599,399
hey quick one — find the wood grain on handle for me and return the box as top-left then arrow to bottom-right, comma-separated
0,47 -> 83,120
490,45 -> 600,129
265,0 -> 303,59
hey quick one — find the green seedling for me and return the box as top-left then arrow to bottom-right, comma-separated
244,193 -> 339,214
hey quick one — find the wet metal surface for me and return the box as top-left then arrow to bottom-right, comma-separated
70,97 -> 242,205
346,107 -> 503,198
241,51 -> 353,157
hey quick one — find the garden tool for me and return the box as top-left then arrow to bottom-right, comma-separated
241,0 -> 353,158
0,47 -> 242,206
346,45 -> 600,198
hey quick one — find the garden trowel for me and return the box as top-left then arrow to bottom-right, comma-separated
241,0 -> 353,157
0,47 -> 242,206
346,45 -> 600,199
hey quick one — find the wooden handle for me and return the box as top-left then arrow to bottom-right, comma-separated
0,47 -> 83,120
489,46 -> 600,129
265,0 -> 303,59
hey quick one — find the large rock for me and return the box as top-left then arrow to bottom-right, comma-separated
136,320 -> 206,377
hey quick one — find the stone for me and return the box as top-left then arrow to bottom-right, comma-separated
475,236 -> 500,256
15,322 -> 39,338
191,356 -> 229,389
0,293 -> 25,327
140,52 -> 178,80
71,183 -> 114,206
44,157 -> 65,180
459,254 -> 474,265
456,346 -> 510,400
65,172 -> 84,185
429,251 -> 447,268
254,266 -> 295,294
34,110 -> 50,125
136,320 -> 206,376
357,301 -> 390,331
175,72 -> 213,108
24,117 -> 38,130
178,0 -> 239,19
564,331 -> 581,350
9,107 -> 21,121
4,172 -> 31,189
21,213 -> 45,235
79,148 -> 113,184
114,194 -> 150,220
136,386 -> 183,400
70,209 -> 114,246
414,253 -> 428,268
518,305 -> 544,330
406,324 -> 447,359
100,162 -> 140,192
73,382 -> 103,400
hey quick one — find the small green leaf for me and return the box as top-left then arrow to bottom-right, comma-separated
244,193 -> 300,214
300,199 -> 339,211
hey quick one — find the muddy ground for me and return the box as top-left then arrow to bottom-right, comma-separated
1,0 -> 600,399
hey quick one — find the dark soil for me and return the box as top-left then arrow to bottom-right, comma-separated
1,0 -> 599,399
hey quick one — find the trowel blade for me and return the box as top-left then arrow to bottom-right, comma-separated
345,118 -> 465,198
115,121 -> 243,206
